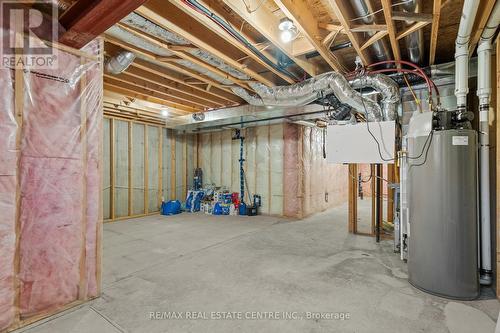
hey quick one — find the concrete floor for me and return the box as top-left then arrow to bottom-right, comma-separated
16,204 -> 499,333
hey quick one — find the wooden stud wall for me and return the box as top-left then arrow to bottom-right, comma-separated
103,116 -> 194,223
4,40 -> 104,333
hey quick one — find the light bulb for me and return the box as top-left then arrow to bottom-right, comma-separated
161,109 -> 169,117
281,30 -> 293,43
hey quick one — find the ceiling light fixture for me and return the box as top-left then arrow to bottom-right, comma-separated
161,109 -> 169,117
278,17 -> 298,43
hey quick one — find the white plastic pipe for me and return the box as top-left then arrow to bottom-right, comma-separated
455,0 -> 480,109
477,0 -> 500,285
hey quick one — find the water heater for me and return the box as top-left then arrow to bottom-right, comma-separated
407,112 -> 479,300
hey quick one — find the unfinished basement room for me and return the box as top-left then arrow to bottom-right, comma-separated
3,0 -> 500,332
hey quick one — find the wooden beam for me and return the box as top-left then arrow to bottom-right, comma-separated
318,23 -> 345,32
136,1 -> 275,87
168,0 -> 295,84
469,0 -> 497,56
103,80 -> 194,114
59,0 -> 147,49
396,21 -> 430,41
105,72 -> 213,109
219,0 -> 318,76
104,36 -> 242,103
350,24 -> 388,33
274,0 -> 346,71
381,0 -> 401,61
104,75 -> 201,111
360,30 -> 389,51
115,23 -> 252,90
326,0 -> 370,65
124,66 -> 224,108
429,0 -> 442,65
292,36 -> 316,57
391,11 -> 433,23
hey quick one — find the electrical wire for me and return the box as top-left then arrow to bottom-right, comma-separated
349,0 -> 413,22
356,83 -> 434,164
241,0 -> 267,14
182,0 -> 302,81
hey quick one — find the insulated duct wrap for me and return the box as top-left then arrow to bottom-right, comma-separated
349,74 -> 400,120
105,51 -> 136,75
231,72 -> 383,121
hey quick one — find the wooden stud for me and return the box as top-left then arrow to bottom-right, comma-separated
371,164 -> 376,235
171,130 -> 177,201
144,125 -> 149,214
13,43 -> 25,327
158,126 -> 163,209
381,0 -> 401,61
128,122 -> 133,217
429,0 -> 442,65
496,34 -> 500,299
96,38 -> 104,296
110,118 -> 115,220
183,134 -> 188,200
78,57 -> 88,300
348,164 -> 358,233
387,164 -> 395,224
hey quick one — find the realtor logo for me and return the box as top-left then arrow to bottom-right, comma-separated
1,0 -> 59,69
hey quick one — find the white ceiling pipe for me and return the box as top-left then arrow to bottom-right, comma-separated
477,0 -> 500,286
454,0 -> 480,109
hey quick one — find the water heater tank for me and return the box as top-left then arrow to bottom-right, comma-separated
407,127 -> 479,300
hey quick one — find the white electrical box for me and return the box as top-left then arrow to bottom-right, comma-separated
326,121 -> 396,164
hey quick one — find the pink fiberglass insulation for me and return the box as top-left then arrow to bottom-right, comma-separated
15,41 -> 102,316
82,41 -> 103,298
0,69 -> 17,331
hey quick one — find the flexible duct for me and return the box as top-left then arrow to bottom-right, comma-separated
350,0 -> 391,62
349,74 -> 400,120
477,0 -> 500,286
105,51 -> 136,74
402,0 -> 424,64
231,72 -> 398,121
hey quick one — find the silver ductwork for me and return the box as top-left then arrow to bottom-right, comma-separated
231,72 -> 384,121
402,0 -> 424,64
350,0 -> 391,62
105,51 -> 136,74
349,74 -> 400,120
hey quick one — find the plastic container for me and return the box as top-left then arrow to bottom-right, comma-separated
161,200 -> 181,215
239,202 -> 247,215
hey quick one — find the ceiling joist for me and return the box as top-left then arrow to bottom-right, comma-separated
274,0 -> 346,71
326,0 -> 370,65
380,0 -> 401,61
167,0 -> 295,84
136,0 -> 275,87
218,0 -> 318,76
429,0 -> 442,65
